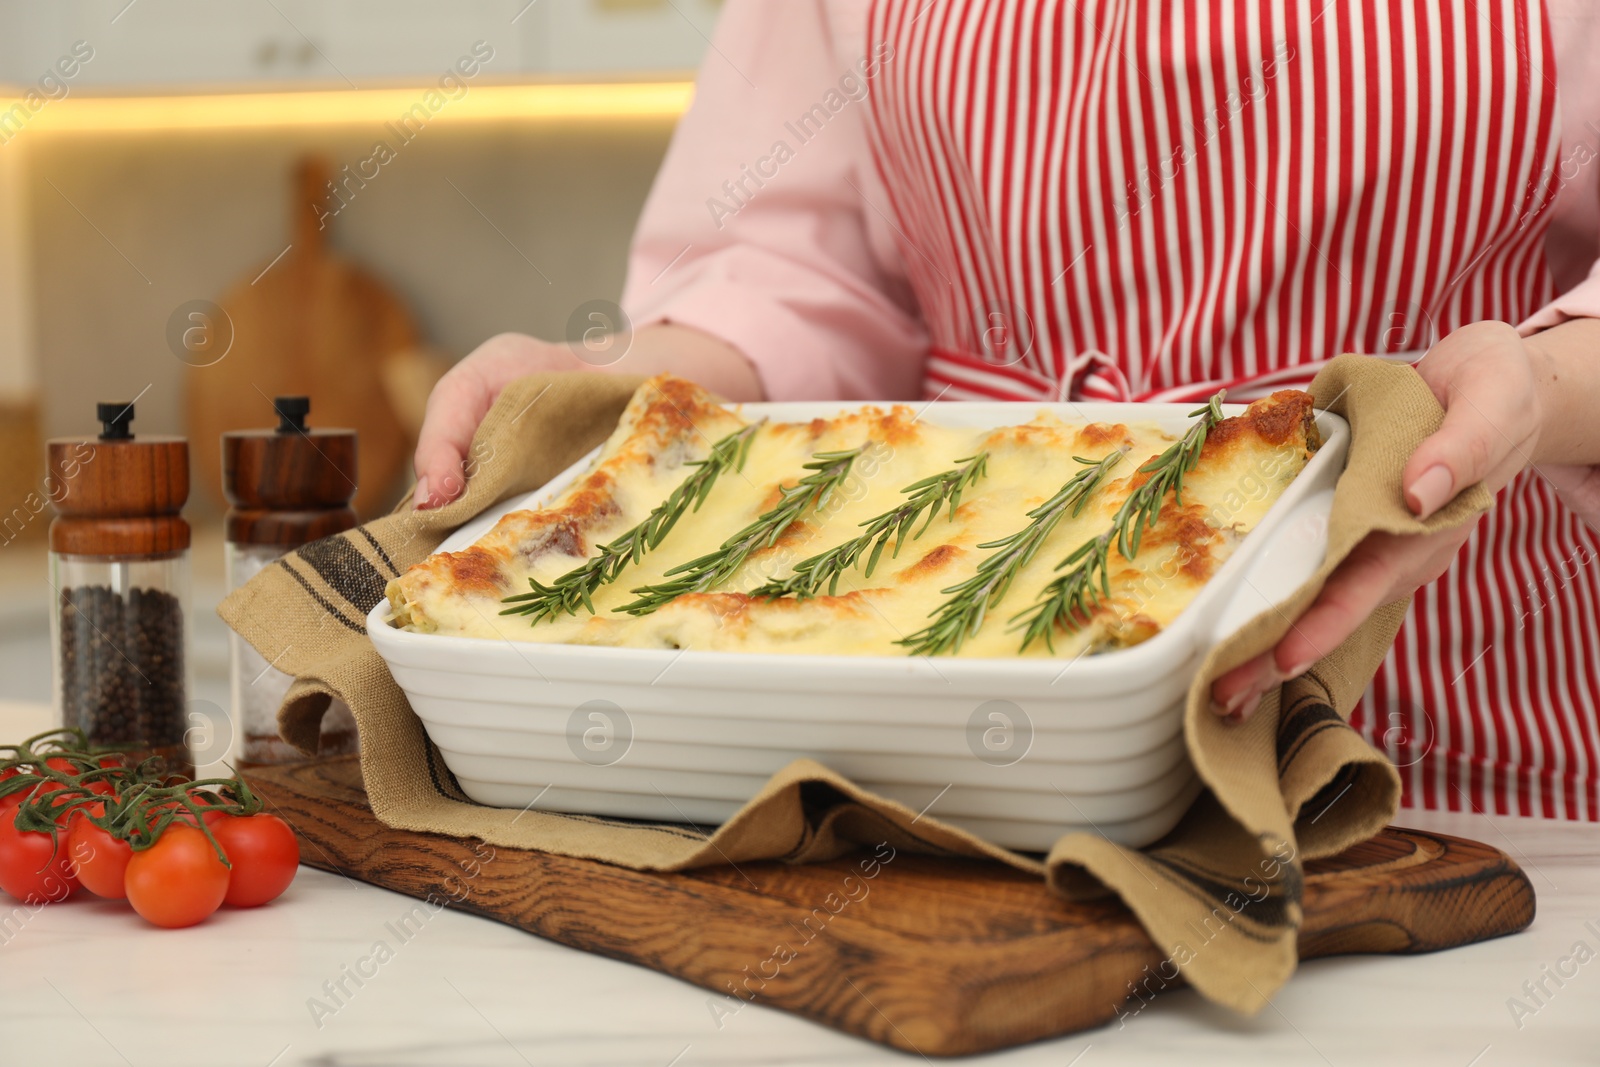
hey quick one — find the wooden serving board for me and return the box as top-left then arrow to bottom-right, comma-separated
243,758 -> 1536,1057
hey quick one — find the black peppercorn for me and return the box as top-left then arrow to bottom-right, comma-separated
59,584 -> 187,751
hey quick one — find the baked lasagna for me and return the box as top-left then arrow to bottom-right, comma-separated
386,375 -> 1320,658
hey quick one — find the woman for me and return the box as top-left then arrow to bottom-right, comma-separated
413,1 -> 1600,821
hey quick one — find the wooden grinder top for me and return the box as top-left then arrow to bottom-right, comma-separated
222,396 -> 358,547
47,402 -> 191,557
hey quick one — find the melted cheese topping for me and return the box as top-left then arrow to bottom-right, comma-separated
387,375 -> 1319,658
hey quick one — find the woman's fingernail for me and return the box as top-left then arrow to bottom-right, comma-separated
1407,464 -> 1454,519
413,476 -> 431,510
1283,656 -> 1317,680
1222,686 -> 1258,719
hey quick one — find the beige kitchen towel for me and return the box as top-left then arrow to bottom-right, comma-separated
219,355 -> 1491,1016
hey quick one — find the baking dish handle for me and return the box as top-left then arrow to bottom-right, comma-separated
1205,486 -> 1336,649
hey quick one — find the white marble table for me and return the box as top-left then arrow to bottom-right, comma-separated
1,701 -> 1595,1067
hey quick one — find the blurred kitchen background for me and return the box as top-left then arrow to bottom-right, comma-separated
0,0 -> 714,724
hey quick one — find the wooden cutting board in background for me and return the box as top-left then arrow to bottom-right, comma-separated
186,157 -> 417,518
243,758 -> 1537,1057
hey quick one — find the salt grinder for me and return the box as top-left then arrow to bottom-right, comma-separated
222,396 -> 360,764
48,402 -> 193,775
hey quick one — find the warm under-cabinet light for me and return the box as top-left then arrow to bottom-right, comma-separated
13,81 -> 693,134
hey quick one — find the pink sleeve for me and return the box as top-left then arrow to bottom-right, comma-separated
1519,258 -> 1600,334
620,0 -> 927,402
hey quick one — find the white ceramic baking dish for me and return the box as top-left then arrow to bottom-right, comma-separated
369,400 -> 1350,851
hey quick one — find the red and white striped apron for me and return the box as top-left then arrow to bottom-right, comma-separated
864,0 -> 1600,819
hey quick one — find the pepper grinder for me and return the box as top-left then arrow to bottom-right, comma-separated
222,396 -> 361,765
47,402 -> 194,776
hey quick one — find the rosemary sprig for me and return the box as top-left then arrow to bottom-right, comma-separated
616,445 -> 869,616
750,451 -> 991,601
500,421 -> 764,623
1012,391 -> 1228,652
895,448 -> 1128,657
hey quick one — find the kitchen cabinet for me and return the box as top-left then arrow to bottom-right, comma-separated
535,0 -> 718,75
1,1 -> 518,87
0,0 -> 714,89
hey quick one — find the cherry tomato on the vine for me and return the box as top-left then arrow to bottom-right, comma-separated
66,803 -> 133,900
124,824 -> 229,928
210,814 -> 299,908
0,812 -> 79,905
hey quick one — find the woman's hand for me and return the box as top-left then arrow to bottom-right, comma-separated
412,333 -> 590,509
411,325 -> 764,509
1210,320 -> 1552,722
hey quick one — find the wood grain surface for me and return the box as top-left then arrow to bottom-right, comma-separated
222,427 -> 358,547
243,757 -> 1537,1057
47,436 -> 191,555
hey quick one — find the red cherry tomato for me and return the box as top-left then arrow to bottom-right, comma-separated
66,805 -> 133,900
210,814 -> 299,908
0,792 -> 32,845
0,812 -> 79,905
124,824 -> 229,928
